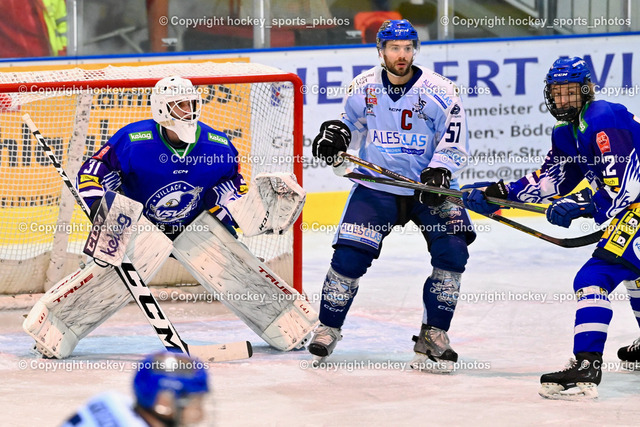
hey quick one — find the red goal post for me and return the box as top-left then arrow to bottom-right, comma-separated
0,62 -> 303,294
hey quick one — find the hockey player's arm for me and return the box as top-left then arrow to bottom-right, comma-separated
419,90 -> 468,206
590,146 -> 640,225
428,93 -> 469,177
506,146 -> 584,204
76,143 -> 122,218
311,80 -> 365,165
463,140 -> 583,215
207,172 -> 248,230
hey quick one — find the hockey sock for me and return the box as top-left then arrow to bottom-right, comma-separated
573,286 -> 612,354
318,267 -> 359,329
422,268 -> 460,331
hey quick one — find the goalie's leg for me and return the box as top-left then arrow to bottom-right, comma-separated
23,216 -> 173,358
172,212 -> 318,351
24,260 -> 133,359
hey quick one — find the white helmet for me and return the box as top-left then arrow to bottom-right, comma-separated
151,76 -> 202,143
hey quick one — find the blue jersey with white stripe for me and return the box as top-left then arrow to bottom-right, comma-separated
341,65 -> 469,194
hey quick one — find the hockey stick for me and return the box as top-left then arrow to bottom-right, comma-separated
22,114 -> 252,362
335,154 -> 603,248
338,152 -> 546,214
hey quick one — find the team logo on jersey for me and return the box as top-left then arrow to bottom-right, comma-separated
596,131 -> 611,153
146,181 -> 203,224
365,88 -> 377,116
93,145 -> 111,160
412,96 -> 428,120
208,133 -> 229,145
129,131 -> 153,141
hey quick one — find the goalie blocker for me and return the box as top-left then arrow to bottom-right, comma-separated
24,173 -> 313,356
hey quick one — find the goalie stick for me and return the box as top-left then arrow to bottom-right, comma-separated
22,114 -> 252,362
336,153 -> 604,248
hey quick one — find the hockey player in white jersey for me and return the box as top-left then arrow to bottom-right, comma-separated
309,19 -> 475,373
61,352 -> 209,427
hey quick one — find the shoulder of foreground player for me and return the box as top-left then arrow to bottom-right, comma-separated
346,65 -> 382,96
580,100 -> 629,127
415,66 -> 462,112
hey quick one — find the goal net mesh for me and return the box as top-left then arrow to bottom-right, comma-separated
0,61 -> 302,294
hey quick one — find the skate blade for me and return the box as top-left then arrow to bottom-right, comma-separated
620,361 -> 640,371
538,382 -> 598,400
410,353 -> 454,374
311,355 -> 326,368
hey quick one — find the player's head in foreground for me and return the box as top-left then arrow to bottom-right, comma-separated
134,352 -> 210,427
544,56 -> 595,122
376,19 -> 419,81
151,76 -> 202,144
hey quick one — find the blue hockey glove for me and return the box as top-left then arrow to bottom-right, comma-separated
312,120 -> 351,165
546,188 -> 595,228
416,167 -> 451,207
461,180 -> 509,215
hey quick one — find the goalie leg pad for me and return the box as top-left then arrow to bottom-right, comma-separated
172,212 -> 318,351
23,216 -> 174,358
23,261 -> 131,359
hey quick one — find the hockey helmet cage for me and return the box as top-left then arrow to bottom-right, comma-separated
544,57 -> 592,121
151,76 -> 202,143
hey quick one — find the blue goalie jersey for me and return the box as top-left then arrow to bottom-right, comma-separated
76,119 -> 245,233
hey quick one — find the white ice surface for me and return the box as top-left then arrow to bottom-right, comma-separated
1,217 -> 640,426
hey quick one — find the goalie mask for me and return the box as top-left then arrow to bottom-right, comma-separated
151,76 -> 202,143
376,19 -> 419,77
544,57 -> 593,122
134,352 -> 209,426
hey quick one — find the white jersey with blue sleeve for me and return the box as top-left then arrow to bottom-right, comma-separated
341,65 -> 469,195
61,391 -> 148,427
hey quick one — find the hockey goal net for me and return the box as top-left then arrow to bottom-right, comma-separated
0,61 -> 303,295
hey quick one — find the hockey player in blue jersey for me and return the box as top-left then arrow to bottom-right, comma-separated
24,75 -> 309,358
61,352 -> 210,427
77,75 -> 245,237
309,19 -> 475,373
463,56 -> 640,399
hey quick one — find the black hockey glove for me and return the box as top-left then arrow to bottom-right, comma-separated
312,120 -> 351,165
416,167 -> 451,207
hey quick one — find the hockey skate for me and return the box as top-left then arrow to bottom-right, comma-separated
617,337 -> 640,371
307,324 -> 342,366
410,324 -> 458,374
539,352 -> 602,400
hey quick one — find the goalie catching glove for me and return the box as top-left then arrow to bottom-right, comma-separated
312,120 -> 351,165
227,172 -> 306,237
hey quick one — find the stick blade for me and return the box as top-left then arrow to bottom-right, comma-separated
188,340 -> 253,362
